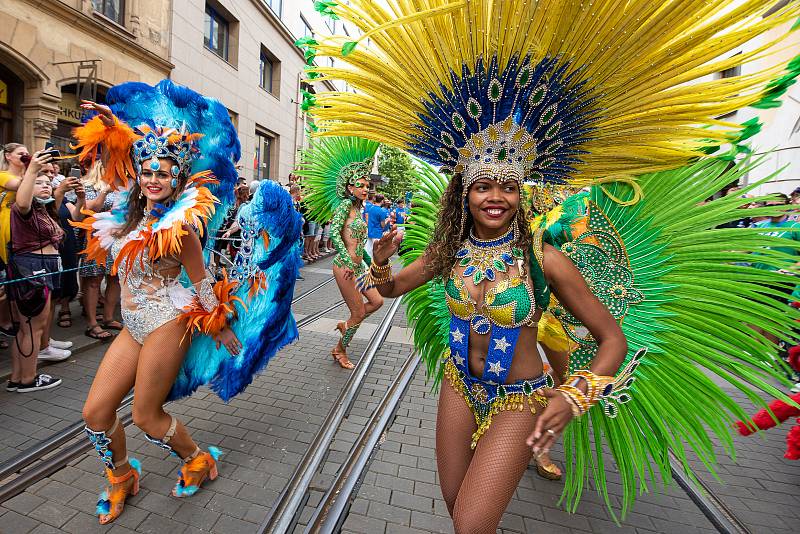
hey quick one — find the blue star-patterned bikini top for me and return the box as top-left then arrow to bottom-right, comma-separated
445,224 -> 549,384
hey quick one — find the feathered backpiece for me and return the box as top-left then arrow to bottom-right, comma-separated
302,0 -> 800,190
170,180 -> 303,402
296,136 -> 379,222
73,80 -> 241,251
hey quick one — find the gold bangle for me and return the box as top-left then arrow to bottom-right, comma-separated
369,261 -> 393,285
556,371 -> 614,416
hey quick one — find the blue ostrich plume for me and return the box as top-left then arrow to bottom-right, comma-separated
105,79 -> 240,250
168,180 -> 303,402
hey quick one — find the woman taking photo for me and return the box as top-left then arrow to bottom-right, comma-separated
297,136 -> 384,369
5,151 -> 74,392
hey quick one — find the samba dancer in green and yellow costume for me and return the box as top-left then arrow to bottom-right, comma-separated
298,0 -> 800,530
297,136 -> 384,369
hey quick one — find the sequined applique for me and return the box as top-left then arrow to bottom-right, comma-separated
196,276 -> 219,312
331,199 -> 367,275
112,226 -> 188,344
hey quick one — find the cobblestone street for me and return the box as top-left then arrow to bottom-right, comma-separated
0,257 -> 798,534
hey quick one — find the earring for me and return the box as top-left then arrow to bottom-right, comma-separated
170,178 -> 178,188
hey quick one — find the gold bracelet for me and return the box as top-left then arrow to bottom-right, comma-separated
555,371 -> 614,417
369,261 -> 393,285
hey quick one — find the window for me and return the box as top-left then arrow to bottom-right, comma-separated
259,46 -> 281,97
255,130 -> 278,181
265,0 -> 283,17
204,5 -> 229,60
301,15 -> 313,38
93,0 -> 124,25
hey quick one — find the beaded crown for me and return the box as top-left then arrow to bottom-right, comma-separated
131,125 -> 201,178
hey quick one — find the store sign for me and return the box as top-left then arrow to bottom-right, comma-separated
58,92 -> 83,125
0,79 -> 7,105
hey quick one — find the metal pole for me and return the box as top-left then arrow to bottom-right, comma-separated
260,298 -> 403,534
306,351 -> 420,534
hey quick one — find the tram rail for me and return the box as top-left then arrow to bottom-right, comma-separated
0,275 -> 339,502
0,269 -> 768,533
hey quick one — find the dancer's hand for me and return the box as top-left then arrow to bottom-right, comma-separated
343,267 -> 354,280
526,389 -> 574,454
372,228 -> 401,265
215,327 -> 242,356
80,100 -> 115,127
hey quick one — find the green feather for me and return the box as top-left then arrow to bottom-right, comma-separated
295,136 -> 379,222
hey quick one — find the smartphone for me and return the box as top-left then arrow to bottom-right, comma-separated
45,141 -> 55,150
68,167 -> 81,179
40,148 -> 61,158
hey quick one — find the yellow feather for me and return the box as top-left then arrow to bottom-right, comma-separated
309,0 -> 800,185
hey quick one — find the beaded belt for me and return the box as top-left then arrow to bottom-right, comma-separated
443,352 -> 553,448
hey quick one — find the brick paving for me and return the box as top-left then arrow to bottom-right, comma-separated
336,369 -> 800,534
1,253 -> 798,533
0,256 -> 418,533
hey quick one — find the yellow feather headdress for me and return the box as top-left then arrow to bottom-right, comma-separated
303,0 -> 800,189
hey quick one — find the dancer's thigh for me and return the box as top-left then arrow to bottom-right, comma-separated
435,382 -> 477,514
452,409 -> 538,534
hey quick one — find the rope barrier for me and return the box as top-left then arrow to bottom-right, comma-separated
0,264 -> 96,287
0,238 -> 243,288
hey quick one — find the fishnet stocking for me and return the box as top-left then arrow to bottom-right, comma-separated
83,328 -> 140,471
436,382 -> 538,534
133,318 -> 198,459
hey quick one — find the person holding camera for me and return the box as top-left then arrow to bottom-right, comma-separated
0,143 -> 29,350
5,150 -> 70,392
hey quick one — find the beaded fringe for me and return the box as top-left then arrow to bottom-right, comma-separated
444,359 -> 547,449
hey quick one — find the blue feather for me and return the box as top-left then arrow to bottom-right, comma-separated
105,79 -> 240,253
168,181 -> 302,402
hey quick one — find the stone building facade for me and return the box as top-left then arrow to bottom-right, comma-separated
170,0 -> 339,184
0,0 -> 173,152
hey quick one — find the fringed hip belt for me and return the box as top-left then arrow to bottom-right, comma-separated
443,350 -> 552,449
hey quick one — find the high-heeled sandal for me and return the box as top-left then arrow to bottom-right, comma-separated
332,322 -> 355,369
533,456 -> 562,481
96,458 -> 141,525
172,446 -> 221,497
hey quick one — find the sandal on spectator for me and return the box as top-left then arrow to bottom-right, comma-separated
57,309 -> 72,328
102,320 -> 123,331
86,325 -> 114,342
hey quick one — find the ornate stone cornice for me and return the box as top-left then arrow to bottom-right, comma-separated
22,0 -> 173,75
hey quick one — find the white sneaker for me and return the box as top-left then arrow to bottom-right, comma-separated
38,346 -> 71,362
49,338 -> 73,350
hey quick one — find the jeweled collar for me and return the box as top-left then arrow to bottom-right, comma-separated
468,221 -> 518,248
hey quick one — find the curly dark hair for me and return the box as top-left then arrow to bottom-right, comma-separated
424,174 -> 533,279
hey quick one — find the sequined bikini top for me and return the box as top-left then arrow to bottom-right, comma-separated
445,222 -> 538,334
349,214 -> 367,242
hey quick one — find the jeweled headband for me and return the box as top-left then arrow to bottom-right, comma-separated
131,125 -> 200,179
335,159 -> 372,199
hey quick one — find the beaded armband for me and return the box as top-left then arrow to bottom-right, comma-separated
555,370 -> 614,417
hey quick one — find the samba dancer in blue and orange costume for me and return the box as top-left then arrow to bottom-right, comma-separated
299,1 -> 800,532
72,80 -> 302,524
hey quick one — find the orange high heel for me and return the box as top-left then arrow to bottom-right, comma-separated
173,447 -> 221,497
96,458 -> 141,525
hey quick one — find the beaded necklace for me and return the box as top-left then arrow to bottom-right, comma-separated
456,221 -> 524,286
